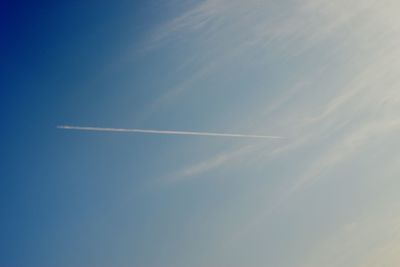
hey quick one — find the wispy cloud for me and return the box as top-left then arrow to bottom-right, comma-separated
301,208 -> 400,267
163,145 -> 258,184
140,0 -> 386,121
151,2 -> 400,254
147,0 -> 227,49
123,1 -> 400,263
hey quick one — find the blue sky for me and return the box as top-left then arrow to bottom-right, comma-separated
2,0 -> 400,266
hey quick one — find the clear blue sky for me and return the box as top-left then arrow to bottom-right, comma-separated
2,0 -> 400,266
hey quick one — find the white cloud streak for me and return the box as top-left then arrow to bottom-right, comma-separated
57,125 -> 284,139
163,145 -> 257,184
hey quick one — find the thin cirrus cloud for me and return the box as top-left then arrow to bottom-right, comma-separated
137,0 -> 400,185
139,0 -> 381,120
57,1 -> 400,265
139,1 -> 400,265
163,144 -> 259,184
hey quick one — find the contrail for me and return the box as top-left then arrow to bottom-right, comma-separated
57,125 -> 284,139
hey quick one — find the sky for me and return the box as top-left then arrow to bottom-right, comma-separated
1,0 -> 400,266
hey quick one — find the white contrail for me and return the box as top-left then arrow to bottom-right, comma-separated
57,125 -> 284,139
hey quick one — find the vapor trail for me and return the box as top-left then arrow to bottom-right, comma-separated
57,125 -> 284,139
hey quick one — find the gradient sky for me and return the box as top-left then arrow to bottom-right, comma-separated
2,0 -> 400,266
